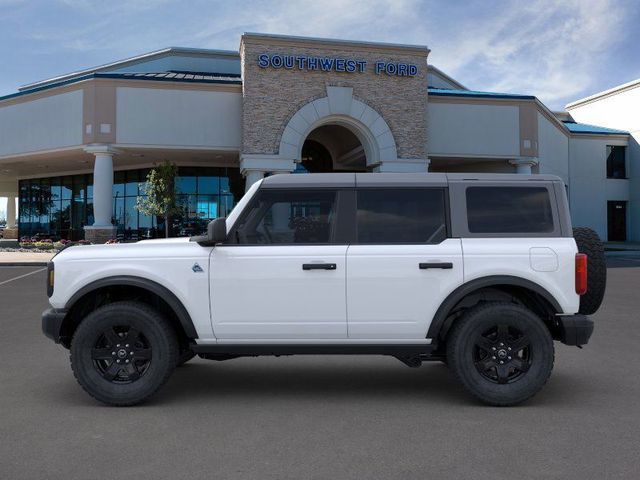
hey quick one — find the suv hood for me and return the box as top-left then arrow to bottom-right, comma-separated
53,237 -> 207,262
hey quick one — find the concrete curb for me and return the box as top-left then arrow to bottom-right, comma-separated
605,251 -> 640,258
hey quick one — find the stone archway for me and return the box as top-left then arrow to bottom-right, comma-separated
278,86 -> 398,169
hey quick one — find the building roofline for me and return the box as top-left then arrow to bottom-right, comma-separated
428,65 -> 467,90
428,87 -> 535,100
562,120 -> 629,135
428,88 -> 629,138
240,32 -> 430,55
565,78 -> 640,109
19,47 -> 240,92
1,72 -> 241,103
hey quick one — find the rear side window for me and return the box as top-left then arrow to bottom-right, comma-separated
466,186 -> 554,233
356,188 -> 447,244
234,189 -> 337,244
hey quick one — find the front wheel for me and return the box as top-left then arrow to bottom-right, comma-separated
447,302 -> 554,406
70,301 -> 178,406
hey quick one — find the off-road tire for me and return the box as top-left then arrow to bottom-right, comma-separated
573,226 -> 607,315
70,301 -> 178,406
447,302 -> 554,406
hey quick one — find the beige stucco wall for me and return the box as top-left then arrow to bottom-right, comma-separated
240,36 -> 429,160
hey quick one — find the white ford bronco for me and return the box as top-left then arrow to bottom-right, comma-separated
42,173 -> 605,406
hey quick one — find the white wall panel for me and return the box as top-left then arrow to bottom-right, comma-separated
0,90 -> 83,156
537,112 -> 569,183
569,137 -> 629,240
116,87 -> 242,149
427,102 -> 519,156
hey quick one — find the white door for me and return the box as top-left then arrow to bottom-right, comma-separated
346,188 -> 464,340
210,188 -> 348,340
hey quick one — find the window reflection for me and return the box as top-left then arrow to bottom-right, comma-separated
18,167 -> 242,241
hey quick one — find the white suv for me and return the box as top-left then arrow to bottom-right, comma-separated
42,173 -> 605,406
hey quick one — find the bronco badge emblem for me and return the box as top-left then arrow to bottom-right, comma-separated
192,263 -> 204,273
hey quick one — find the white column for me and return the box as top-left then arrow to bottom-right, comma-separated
240,154 -> 296,192
90,151 -> 115,226
83,145 -> 119,243
6,195 -> 16,229
509,158 -> 539,174
244,170 -> 265,192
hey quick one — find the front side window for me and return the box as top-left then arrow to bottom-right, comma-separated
466,186 -> 554,234
234,190 -> 337,244
607,145 -> 626,179
356,188 -> 447,244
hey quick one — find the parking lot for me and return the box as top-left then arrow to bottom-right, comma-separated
1,260 -> 640,480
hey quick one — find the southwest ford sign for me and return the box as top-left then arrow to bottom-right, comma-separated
258,53 -> 418,77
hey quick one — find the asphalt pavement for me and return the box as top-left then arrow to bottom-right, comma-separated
1,259 -> 640,480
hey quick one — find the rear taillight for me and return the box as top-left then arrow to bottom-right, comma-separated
575,253 -> 587,295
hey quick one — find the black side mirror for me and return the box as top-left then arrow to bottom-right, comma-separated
208,217 -> 227,244
190,217 -> 227,246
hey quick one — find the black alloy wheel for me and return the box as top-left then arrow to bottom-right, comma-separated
472,324 -> 532,384
91,326 -> 152,383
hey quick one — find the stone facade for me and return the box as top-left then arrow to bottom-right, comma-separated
240,34 -> 429,161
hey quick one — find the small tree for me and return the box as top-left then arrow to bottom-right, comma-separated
136,161 -> 181,238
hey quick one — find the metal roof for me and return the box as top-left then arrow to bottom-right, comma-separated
19,47 -> 240,92
0,71 -> 242,103
428,87 -> 535,100
562,121 -> 629,135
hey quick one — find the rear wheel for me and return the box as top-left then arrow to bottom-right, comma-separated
70,301 -> 178,406
447,302 -> 554,406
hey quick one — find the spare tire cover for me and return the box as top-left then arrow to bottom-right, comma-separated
572,227 -> 607,315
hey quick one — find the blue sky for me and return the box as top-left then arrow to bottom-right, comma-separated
1,0 -> 640,217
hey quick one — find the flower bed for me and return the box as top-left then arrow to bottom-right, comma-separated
0,239 -> 92,253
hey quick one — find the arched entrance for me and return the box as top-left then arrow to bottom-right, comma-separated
277,86 -> 400,174
300,124 -> 367,173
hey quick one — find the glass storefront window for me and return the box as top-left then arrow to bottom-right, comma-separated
18,166 -> 242,241
198,176 -> 219,195
113,171 -> 125,198
125,171 -> 140,197
176,176 -> 197,194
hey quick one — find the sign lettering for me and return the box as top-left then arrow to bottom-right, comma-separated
258,53 -> 417,77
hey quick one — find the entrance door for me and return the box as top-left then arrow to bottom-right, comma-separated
607,201 -> 627,241
210,188 -> 348,340
346,187 -> 464,339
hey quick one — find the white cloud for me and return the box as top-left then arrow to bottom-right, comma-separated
2,0 -> 636,109
428,0 -> 629,108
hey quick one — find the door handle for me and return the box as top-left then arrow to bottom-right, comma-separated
302,263 -> 337,271
419,262 -> 453,270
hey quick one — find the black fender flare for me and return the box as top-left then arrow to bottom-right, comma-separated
64,275 -> 198,339
426,275 -> 562,341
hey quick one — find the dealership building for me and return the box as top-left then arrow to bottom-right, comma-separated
0,33 -> 635,243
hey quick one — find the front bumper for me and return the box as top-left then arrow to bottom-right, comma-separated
557,314 -> 594,346
42,308 -> 68,344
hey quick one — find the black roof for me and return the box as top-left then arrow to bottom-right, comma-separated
260,172 -> 562,189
